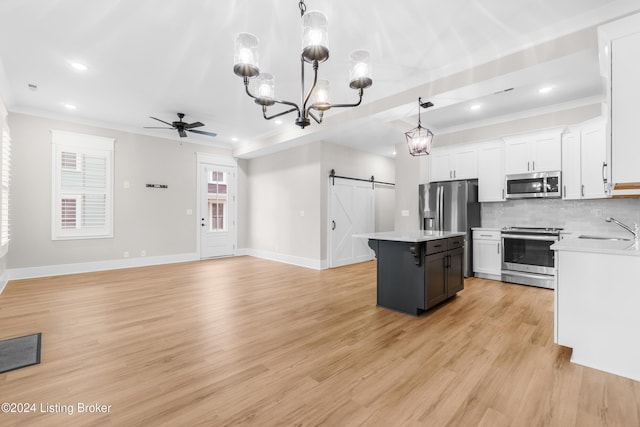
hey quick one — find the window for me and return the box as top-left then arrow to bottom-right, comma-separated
0,119 -> 10,253
51,130 -> 114,240
207,170 -> 228,232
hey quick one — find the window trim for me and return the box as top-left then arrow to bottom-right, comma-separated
51,130 -> 115,240
0,103 -> 10,256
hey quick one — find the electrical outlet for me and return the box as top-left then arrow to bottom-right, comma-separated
141,250 -> 146,257
300,210 -> 305,217
123,180 -> 130,189
186,209 -> 193,215
123,251 -> 129,258
401,210 -> 410,217
592,209 -> 603,217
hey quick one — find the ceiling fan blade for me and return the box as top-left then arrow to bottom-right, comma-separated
188,129 -> 217,137
144,126 -> 174,129
149,116 -> 175,127
184,121 -> 204,129
178,129 -> 188,138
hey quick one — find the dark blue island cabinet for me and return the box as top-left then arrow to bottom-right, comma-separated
361,231 -> 465,316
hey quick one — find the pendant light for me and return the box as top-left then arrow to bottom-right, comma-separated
405,98 -> 434,156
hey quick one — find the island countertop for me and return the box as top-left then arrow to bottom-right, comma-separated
353,230 -> 466,243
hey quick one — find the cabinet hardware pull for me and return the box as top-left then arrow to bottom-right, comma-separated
602,162 -> 607,184
502,189 -> 505,200
480,234 -> 491,237
532,161 -> 535,171
563,185 -> 566,198
453,170 -> 456,179
581,184 -> 585,197
527,161 -> 530,171
497,244 -> 500,254
450,170 -> 452,179
331,220 -> 336,230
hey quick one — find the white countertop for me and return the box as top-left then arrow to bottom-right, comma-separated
552,236 -> 640,256
353,230 -> 466,243
471,227 -> 502,231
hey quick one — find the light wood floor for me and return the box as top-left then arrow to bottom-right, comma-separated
1,257 -> 639,426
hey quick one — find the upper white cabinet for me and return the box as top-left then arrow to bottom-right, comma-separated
477,140 -> 505,202
599,13 -> 640,196
503,130 -> 562,175
561,130 -> 582,200
561,118 -> 608,200
429,144 -> 478,182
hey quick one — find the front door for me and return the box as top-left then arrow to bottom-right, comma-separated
199,162 -> 235,258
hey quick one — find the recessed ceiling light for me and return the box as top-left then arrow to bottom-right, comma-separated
469,104 -> 482,111
231,137 -> 239,142
70,62 -> 88,72
539,86 -> 554,94
275,119 -> 283,125
63,103 -> 77,110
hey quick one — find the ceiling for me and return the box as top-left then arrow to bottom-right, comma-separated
0,0 -> 639,158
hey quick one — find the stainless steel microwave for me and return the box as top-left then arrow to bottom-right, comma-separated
505,171 -> 561,199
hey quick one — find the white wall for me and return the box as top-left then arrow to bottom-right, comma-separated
394,142 -> 428,231
8,113 -> 231,272
243,142 -> 323,264
241,140 -> 395,268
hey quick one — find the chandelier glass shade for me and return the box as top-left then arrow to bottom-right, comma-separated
233,1 -> 372,129
405,98 -> 434,156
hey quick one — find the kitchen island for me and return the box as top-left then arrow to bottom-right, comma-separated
355,231 -> 466,316
551,235 -> 640,381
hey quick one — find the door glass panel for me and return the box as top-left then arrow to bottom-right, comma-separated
207,170 -> 228,232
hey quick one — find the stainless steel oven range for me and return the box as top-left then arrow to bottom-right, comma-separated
501,226 -> 563,289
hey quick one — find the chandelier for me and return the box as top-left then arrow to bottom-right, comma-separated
232,1 -> 373,129
405,97 -> 434,156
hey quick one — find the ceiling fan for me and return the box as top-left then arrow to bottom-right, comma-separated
144,113 -> 217,138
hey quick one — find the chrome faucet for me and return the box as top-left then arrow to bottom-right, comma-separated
605,217 -> 639,242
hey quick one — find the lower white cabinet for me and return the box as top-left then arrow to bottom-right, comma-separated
472,230 -> 501,279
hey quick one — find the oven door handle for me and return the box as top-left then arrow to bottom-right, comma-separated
501,234 -> 558,241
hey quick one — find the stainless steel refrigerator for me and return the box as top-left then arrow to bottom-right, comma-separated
419,180 -> 481,277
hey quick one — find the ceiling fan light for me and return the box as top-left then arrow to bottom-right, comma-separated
349,50 -> 372,89
405,126 -> 434,156
302,10 -> 329,63
311,80 -> 331,110
254,73 -> 276,106
233,33 -> 260,78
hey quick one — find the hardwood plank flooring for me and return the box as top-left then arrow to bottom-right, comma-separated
0,256 -> 638,426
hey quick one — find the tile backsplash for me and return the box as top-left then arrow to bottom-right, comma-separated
481,198 -> 640,235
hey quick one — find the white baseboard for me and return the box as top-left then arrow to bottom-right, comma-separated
2,249 -> 328,290
7,252 -> 200,281
240,248 -> 327,270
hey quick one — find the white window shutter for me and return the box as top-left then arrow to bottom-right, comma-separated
51,130 -> 114,240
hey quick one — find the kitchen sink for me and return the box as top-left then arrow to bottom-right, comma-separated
578,235 -> 631,241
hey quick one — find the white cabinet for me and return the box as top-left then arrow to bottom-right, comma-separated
561,119 -> 608,200
429,149 -> 453,182
477,141 -> 505,202
472,229 -> 501,279
428,144 -> 478,182
561,130 -> 581,200
581,120 -> 608,199
599,14 -> 640,196
504,130 -> 562,175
